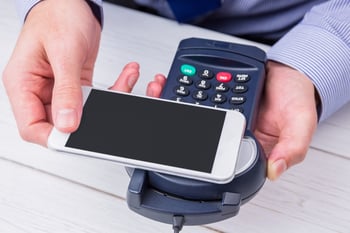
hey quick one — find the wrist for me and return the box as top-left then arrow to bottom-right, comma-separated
266,60 -> 319,118
20,0 -> 102,29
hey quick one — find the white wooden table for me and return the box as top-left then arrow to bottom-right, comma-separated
1,1 -> 350,233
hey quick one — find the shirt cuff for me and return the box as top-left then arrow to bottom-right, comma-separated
15,0 -> 104,27
267,24 -> 350,122
86,0 -> 104,27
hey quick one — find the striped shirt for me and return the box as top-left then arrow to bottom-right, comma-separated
16,0 -> 350,122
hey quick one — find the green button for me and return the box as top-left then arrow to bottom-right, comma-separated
181,64 -> 196,76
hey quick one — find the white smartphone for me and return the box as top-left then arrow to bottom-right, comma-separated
48,86 -> 246,184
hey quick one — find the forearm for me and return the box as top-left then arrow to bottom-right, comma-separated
267,0 -> 350,122
15,0 -> 104,26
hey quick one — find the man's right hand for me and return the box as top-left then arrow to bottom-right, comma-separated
2,0 -> 101,146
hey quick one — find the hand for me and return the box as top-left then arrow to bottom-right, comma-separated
255,61 -> 318,180
2,0 -> 101,146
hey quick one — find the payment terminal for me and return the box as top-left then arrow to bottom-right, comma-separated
126,38 -> 267,232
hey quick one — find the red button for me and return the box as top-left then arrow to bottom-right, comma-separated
216,72 -> 232,82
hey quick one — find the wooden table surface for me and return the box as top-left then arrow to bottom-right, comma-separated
1,1 -> 349,232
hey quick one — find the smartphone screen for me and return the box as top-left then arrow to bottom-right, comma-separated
65,89 -> 227,173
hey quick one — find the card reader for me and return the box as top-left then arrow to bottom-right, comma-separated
126,38 -> 267,231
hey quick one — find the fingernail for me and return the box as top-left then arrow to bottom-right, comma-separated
56,108 -> 77,129
272,159 -> 287,179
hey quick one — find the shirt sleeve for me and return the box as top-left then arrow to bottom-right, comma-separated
267,0 -> 350,122
15,0 -> 104,26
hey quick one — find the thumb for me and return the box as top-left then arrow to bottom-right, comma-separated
49,45 -> 87,133
267,113 -> 317,180
52,77 -> 83,133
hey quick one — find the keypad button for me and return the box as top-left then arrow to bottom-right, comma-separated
178,75 -> 193,85
181,64 -> 196,76
192,90 -> 208,101
174,86 -> 190,96
235,73 -> 250,82
195,80 -> 211,90
232,84 -> 248,93
173,64 -> 251,117
230,96 -> 246,105
215,83 -> 229,92
216,72 -> 232,82
211,93 -> 227,104
199,69 -> 214,79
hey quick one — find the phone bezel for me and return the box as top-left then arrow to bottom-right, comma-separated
48,86 -> 246,184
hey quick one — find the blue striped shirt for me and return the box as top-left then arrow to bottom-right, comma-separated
16,0 -> 350,122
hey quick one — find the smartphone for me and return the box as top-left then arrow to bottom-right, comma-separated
48,86 -> 246,184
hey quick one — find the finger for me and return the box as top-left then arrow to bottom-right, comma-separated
154,74 -> 167,87
2,43 -> 54,146
5,82 -> 53,147
146,74 -> 166,97
267,111 -> 317,180
109,62 -> 140,92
